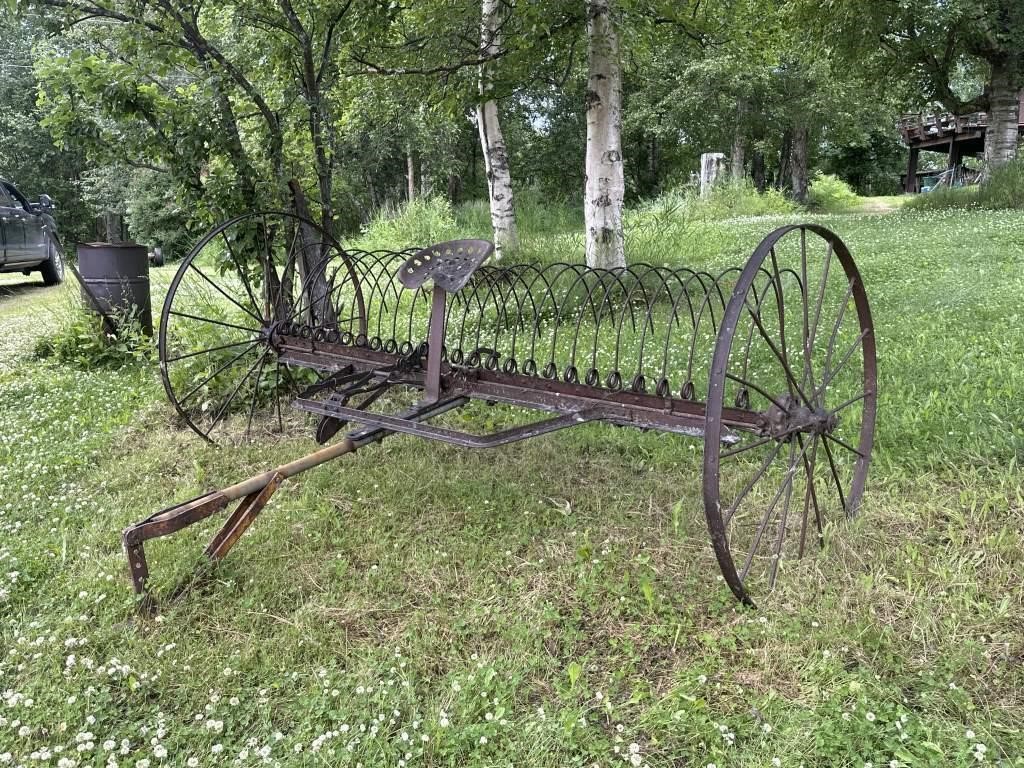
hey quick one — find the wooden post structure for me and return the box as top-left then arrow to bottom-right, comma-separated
947,139 -> 962,170
905,147 -> 919,193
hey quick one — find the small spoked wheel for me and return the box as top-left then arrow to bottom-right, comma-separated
703,224 -> 877,605
159,211 -> 365,444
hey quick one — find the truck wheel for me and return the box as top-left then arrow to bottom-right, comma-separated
40,237 -> 65,286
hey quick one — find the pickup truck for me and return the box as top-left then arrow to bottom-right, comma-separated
0,178 -> 64,285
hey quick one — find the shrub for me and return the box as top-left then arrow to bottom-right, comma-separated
697,180 -> 797,218
34,299 -> 154,370
807,172 -> 861,212
352,196 -> 458,250
628,182 -> 796,225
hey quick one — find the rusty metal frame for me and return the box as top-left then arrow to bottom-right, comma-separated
138,224 -> 877,609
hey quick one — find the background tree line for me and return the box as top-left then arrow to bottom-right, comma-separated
2,0 -> 1020,267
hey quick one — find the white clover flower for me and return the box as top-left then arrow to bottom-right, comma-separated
103,742 -> 116,752
153,745 -> 167,759
187,759 -> 198,767
135,760 -> 150,768
865,712 -> 876,722
479,736 -> 487,745
211,744 -> 223,754
966,729 -> 976,739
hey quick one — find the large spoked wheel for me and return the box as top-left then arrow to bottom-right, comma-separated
159,211 -> 365,445
703,224 -> 877,605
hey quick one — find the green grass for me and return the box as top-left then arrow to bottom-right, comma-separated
0,205 -> 1022,767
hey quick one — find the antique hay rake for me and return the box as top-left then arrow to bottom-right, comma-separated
124,211 -> 877,606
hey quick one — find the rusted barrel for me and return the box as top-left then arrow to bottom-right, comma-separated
77,242 -> 153,335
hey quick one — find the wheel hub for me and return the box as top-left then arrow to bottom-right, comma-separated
761,393 -> 836,439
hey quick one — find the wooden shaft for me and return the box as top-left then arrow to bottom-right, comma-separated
220,437 -> 356,502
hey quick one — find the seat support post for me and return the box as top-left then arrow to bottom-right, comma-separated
425,284 -> 447,402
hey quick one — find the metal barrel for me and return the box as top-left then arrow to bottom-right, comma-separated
76,242 -> 153,335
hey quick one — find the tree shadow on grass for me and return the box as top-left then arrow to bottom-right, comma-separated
0,279 -> 51,303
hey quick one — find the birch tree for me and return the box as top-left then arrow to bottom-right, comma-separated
476,0 -> 519,258
584,0 -> 625,269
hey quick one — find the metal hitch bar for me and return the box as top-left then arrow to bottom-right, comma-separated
121,397 -> 466,606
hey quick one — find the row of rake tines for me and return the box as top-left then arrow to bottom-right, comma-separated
280,249 -> 800,404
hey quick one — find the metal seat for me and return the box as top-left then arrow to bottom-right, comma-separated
397,239 -> 494,293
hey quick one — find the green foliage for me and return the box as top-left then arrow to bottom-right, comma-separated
353,196 -> 459,250
807,172 -> 861,212
124,169 -> 196,260
33,300 -> 154,369
0,11 -> 91,242
628,183 -> 796,228
696,181 -> 797,218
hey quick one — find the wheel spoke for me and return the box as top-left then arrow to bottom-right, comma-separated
723,438 -> 786,527
823,432 -> 865,459
720,435 -> 774,460
177,340 -> 261,408
768,247 -> 797,397
165,338 -> 259,364
739,437 -> 810,583
808,241 -> 834,359
820,279 -> 856,386
816,328 -> 870,399
274,362 -> 284,432
768,440 -> 799,587
188,262 -> 264,325
245,351 -> 271,439
799,228 -> 815,394
725,372 -> 790,413
828,390 -> 871,416
821,437 -> 848,514
742,298 -> 813,406
168,309 -> 259,335
796,434 -> 821,557
206,349 -> 270,438
221,230 -> 262,320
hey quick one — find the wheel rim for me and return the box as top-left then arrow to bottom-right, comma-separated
703,224 -> 877,605
158,211 -> 365,444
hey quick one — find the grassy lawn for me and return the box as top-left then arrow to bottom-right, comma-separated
0,207 -> 1022,767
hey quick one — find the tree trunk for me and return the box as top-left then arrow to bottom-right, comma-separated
477,0 -> 518,259
103,212 -> 120,242
447,174 -> 462,205
983,59 -> 1020,176
584,0 -> 625,269
790,126 -> 809,203
776,129 -> 792,191
421,158 -> 432,198
289,179 -> 337,327
752,150 -> 766,192
731,99 -> 746,181
406,145 -> 417,202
